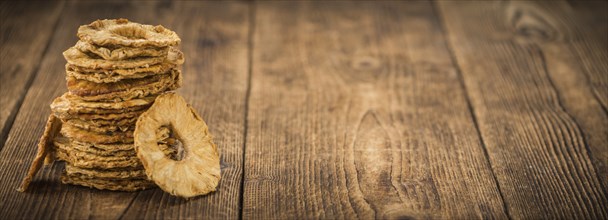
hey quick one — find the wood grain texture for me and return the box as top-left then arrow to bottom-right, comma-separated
0,1 -> 63,149
526,0 -> 608,191
0,1 -> 248,219
243,2 -> 507,219
1,1 -> 607,219
438,1 -> 608,219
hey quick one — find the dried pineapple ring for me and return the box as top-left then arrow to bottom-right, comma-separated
78,18 -> 180,47
74,40 -> 169,61
18,114 -> 62,192
63,46 -> 184,69
134,93 -> 220,198
51,93 -> 156,112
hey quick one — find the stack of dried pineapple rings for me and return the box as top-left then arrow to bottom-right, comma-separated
19,19 -> 220,199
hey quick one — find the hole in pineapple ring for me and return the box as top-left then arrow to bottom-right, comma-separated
156,125 -> 186,161
110,25 -> 148,40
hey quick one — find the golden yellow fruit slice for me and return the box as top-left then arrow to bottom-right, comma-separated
134,93 -> 220,198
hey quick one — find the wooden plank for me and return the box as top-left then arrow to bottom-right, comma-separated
243,2 -> 507,219
437,1 -> 608,218
0,1 -> 249,219
532,1 -> 608,189
0,1 -> 63,149
554,1 -> 608,112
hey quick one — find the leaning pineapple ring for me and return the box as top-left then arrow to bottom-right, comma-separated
134,93 -> 220,198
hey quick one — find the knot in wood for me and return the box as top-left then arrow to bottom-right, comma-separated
352,56 -> 380,71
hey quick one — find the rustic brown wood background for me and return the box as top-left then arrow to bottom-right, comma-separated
1,1 -> 606,219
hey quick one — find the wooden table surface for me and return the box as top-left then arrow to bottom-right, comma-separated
1,1 -> 607,219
